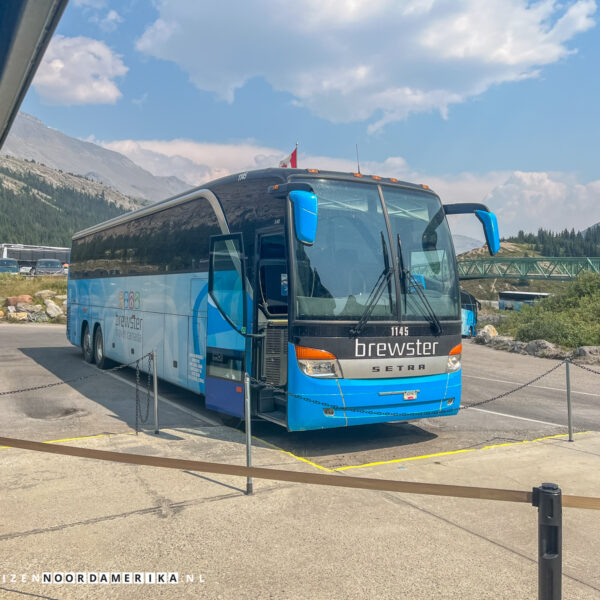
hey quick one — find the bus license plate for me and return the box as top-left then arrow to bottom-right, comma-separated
403,391 -> 418,401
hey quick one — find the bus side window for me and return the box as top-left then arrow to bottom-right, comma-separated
258,234 -> 288,316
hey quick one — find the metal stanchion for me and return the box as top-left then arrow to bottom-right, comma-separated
565,360 -> 573,442
532,483 -> 562,600
244,373 -> 253,495
152,350 -> 159,435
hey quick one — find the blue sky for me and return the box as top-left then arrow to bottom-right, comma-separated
20,0 -> 600,236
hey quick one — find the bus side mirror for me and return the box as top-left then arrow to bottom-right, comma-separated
289,190 -> 318,245
443,203 -> 500,256
475,210 -> 500,256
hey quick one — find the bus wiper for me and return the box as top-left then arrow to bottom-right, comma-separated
350,232 -> 393,338
397,234 -> 442,335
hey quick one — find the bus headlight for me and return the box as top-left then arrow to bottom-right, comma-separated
295,345 -> 342,378
446,343 -> 462,372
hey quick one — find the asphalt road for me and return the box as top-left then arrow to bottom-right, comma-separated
1,323 -> 599,469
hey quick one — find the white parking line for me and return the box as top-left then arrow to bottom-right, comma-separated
107,372 -> 221,426
468,406 -> 567,428
463,373 -> 600,397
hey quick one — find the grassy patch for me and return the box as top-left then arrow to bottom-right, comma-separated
496,272 -> 600,348
0,274 -> 67,299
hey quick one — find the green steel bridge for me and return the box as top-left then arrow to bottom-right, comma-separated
457,257 -> 600,280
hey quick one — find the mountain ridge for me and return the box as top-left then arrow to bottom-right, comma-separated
2,113 -> 191,203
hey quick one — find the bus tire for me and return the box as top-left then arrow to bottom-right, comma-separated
82,323 -> 94,363
94,326 -> 112,370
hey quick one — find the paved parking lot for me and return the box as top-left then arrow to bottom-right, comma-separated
2,323 -> 598,469
1,323 -> 599,599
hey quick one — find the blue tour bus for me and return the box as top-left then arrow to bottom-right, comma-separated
67,168 -> 499,431
460,289 -> 479,337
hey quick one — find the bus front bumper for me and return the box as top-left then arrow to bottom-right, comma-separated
286,350 -> 461,431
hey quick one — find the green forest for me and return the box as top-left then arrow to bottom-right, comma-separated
0,164 -> 126,246
506,225 -> 600,257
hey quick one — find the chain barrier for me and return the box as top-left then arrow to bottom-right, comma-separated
0,352 -> 153,398
569,360 -> 600,377
461,359 -> 567,410
249,355 -> 597,421
135,353 -> 153,434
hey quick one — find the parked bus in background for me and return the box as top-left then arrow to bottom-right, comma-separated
1,244 -> 70,272
67,168 -> 500,431
460,289 -> 480,337
498,290 -> 550,311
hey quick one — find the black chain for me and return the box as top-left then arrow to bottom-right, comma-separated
569,360 -> 600,376
460,359 -> 566,410
249,356 -> 575,420
0,353 -> 153,398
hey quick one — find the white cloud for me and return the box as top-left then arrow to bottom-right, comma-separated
100,9 -> 124,32
136,0 -> 596,130
101,137 -> 600,237
482,171 -> 600,235
33,36 -> 128,105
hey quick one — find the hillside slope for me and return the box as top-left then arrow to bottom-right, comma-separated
0,156 -> 146,246
2,113 -> 191,202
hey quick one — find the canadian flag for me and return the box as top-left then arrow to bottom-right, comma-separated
279,146 -> 298,168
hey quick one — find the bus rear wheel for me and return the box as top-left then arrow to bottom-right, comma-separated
82,324 -> 94,363
94,326 -> 112,370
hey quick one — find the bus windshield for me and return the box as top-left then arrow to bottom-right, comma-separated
382,185 -> 460,321
292,179 -> 459,322
293,179 -> 395,321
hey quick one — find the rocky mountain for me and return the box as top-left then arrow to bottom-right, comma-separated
2,113 -> 191,202
0,155 -> 145,246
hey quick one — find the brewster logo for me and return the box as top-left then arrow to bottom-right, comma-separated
355,339 -> 439,358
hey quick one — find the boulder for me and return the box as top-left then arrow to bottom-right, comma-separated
572,346 -> 600,364
474,324 -> 498,345
7,305 -> 16,313
8,312 -> 28,321
512,341 -> 528,354
489,335 -> 516,351
55,295 -> 67,301
16,302 -> 43,314
6,295 -> 33,306
34,290 -> 57,299
44,300 -> 63,319
28,312 -> 49,322
525,339 -> 568,359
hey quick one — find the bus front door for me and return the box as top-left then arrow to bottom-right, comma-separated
205,234 -> 247,417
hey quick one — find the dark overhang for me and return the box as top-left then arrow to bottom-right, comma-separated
0,0 -> 69,150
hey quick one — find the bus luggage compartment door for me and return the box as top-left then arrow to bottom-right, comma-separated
205,234 -> 247,417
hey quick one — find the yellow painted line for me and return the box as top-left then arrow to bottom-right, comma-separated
252,435 -> 334,472
333,431 -> 594,472
0,431 -> 136,450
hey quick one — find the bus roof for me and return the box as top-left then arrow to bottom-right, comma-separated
72,167 -> 439,241
498,291 -> 551,300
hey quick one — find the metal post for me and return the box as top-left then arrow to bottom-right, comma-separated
244,373 -> 253,495
152,350 -> 159,435
565,360 -> 573,442
532,483 -> 562,600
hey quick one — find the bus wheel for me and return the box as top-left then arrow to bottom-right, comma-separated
94,326 -> 112,370
82,324 -> 95,363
